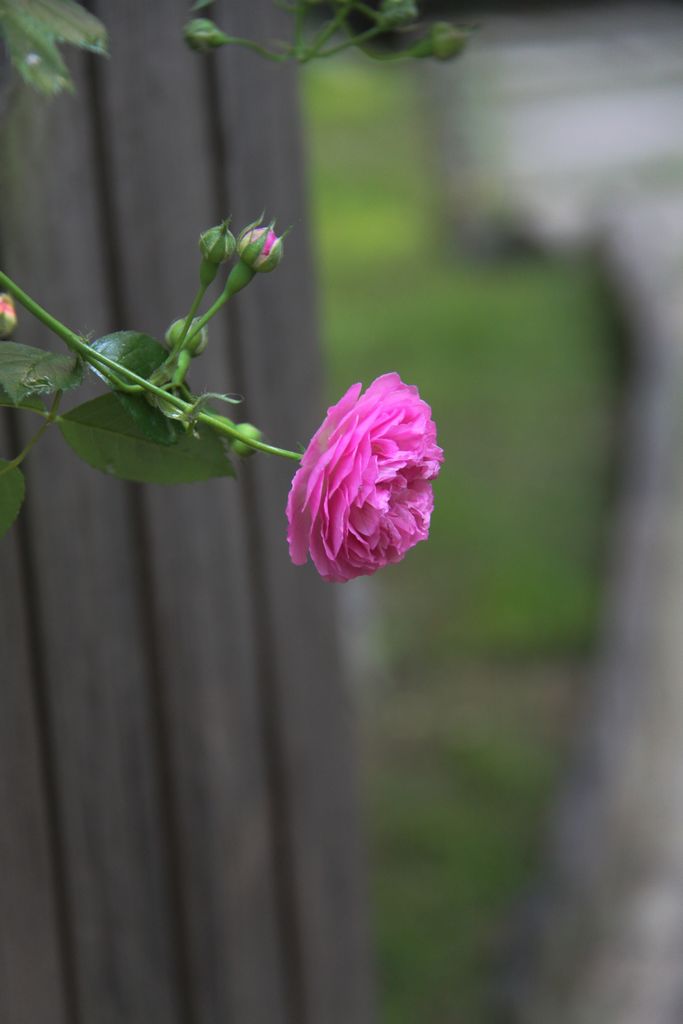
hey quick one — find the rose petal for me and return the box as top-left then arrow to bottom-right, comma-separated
286,373 -> 443,582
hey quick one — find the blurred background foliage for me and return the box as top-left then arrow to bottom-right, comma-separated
302,57 -> 619,1023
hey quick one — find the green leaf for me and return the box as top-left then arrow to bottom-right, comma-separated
0,0 -> 107,95
90,331 -> 180,445
0,342 -> 83,403
19,0 -> 107,52
59,393 -> 234,484
0,9 -> 71,94
90,331 -> 169,380
0,384 -> 45,412
0,460 -> 25,539
115,392 -> 182,446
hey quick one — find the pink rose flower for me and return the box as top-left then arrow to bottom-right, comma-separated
286,372 -> 443,583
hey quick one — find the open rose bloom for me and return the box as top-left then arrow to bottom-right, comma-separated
286,373 -> 443,582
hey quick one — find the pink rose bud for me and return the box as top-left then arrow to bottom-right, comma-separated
286,373 -> 443,582
237,222 -> 285,273
0,293 -> 17,339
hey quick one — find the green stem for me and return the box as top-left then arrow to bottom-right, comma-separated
302,1 -> 354,61
0,270 -> 302,462
293,3 -> 306,58
174,281 -> 208,349
353,44 -> 416,61
184,285 -> 230,348
0,390 -> 63,478
318,22 -> 385,57
218,33 -> 288,61
87,342 -> 300,460
0,271 -> 79,350
354,2 -> 383,21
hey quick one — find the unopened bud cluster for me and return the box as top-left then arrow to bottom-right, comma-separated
183,3 -> 468,67
159,214 -> 287,395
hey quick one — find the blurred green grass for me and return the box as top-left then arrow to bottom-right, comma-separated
303,59 -> 616,660
302,57 -> 617,1024
366,664 -> 578,1024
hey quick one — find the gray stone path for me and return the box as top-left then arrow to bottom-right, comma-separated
429,9 -> 683,1022
429,3 -> 683,246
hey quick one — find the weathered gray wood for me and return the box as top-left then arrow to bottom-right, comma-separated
0,419 -> 69,1024
0,58 -> 69,1024
216,6 -> 375,1024
1,67 -> 185,1024
89,2 -> 288,1020
0,3 -> 373,1023
513,200 -> 683,1024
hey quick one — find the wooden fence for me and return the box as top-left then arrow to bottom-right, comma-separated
0,3 -> 373,1023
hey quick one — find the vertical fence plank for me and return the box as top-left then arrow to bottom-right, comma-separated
0,71 -> 184,1024
0,417 -> 69,1024
0,3 -> 373,1022
89,2 -> 288,1020
213,5 -> 375,1023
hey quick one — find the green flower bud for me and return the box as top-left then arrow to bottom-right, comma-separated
432,22 -> 468,59
199,222 -> 236,266
236,219 -> 285,273
232,423 -> 262,457
379,0 -> 418,27
186,325 -> 209,357
165,318 -> 187,349
411,21 -> 468,60
183,18 -> 228,52
0,293 -> 17,339
165,317 -> 209,356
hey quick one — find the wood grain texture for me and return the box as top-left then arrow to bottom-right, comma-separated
214,5 -> 375,1023
0,69 -> 70,1024
1,66 -> 184,1024
0,418 -> 69,1024
89,2 -> 288,1020
0,3 -> 373,1022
